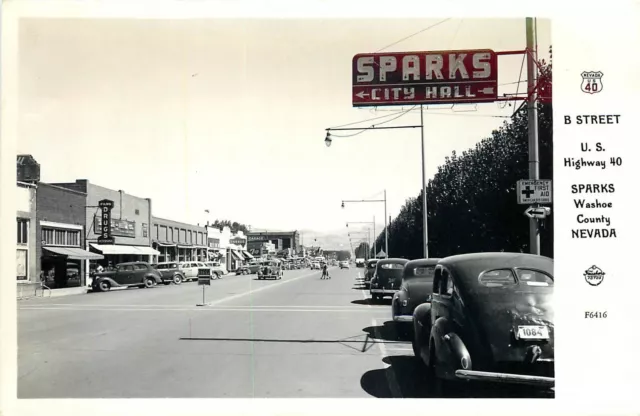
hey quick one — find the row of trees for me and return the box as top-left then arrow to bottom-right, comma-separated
209,219 -> 250,234
371,57 -> 553,260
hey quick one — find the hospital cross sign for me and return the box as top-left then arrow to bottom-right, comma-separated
352,49 -> 498,107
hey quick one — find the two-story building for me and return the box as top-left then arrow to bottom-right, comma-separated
37,182 -> 103,290
50,180 -> 159,269
151,217 -> 208,263
16,181 -> 38,286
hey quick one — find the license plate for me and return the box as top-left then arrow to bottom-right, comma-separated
516,325 -> 550,340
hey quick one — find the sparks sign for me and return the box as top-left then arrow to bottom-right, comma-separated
352,49 -> 498,106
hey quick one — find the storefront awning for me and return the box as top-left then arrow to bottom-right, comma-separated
242,250 -> 254,259
90,243 -> 160,256
155,242 -> 176,247
136,246 -> 161,255
44,246 -> 104,260
231,250 -> 243,260
177,245 -> 193,249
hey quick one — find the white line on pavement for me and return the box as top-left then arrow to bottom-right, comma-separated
18,307 -> 391,313
18,304 -> 388,309
372,318 -> 402,398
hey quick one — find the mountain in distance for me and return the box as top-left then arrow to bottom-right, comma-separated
298,228 -> 353,251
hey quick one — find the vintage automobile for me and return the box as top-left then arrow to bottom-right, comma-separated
236,260 -> 262,275
369,258 -> 408,300
92,261 -> 164,292
203,261 -> 225,279
257,259 -> 283,280
363,259 -> 380,287
152,261 -> 186,285
339,261 -> 350,269
412,252 -> 554,391
391,258 -> 441,323
355,258 -> 365,268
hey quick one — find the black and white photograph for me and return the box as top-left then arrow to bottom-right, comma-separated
1,1 -> 639,415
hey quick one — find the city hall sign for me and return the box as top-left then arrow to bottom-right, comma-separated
352,49 -> 498,106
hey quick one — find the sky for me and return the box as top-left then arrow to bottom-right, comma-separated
17,17 -> 550,249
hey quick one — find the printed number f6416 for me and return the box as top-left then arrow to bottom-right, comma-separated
585,311 -> 608,319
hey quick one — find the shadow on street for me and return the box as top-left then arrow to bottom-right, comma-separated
360,355 -> 555,399
362,321 -> 412,342
351,298 -> 392,306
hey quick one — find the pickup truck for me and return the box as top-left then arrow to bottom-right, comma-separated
152,262 -> 186,285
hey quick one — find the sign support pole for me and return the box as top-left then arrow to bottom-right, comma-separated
526,17 -> 541,256
420,105 -> 429,259
384,190 -> 388,257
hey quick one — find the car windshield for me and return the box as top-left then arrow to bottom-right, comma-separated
377,263 -> 404,279
515,268 -> 554,286
406,265 -> 436,280
478,268 -> 554,288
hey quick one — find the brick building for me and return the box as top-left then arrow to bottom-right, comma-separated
246,230 -> 300,255
50,180 -> 159,269
36,183 -> 103,289
151,217 -> 208,263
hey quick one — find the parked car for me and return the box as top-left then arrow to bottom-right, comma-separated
339,261 -> 350,269
257,259 -> 283,280
364,259 -> 379,286
311,262 -> 321,270
355,258 -> 365,268
178,261 -> 201,282
391,258 -> 441,323
236,261 -> 260,275
92,262 -> 163,292
369,258 -> 408,301
412,252 -> 555,393
204,261 -> 228,277
152,262 -> 186,285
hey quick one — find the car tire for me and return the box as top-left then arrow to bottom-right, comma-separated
214,272 -> 220,280
144,278 -> 154,288
173,275 -> 183,285
98,281 -> 111,292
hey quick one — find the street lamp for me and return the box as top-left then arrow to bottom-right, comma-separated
341,193 -> 388,258
325,113 -> 429,259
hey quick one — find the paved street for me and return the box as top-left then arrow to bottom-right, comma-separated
18,266 -> 547,398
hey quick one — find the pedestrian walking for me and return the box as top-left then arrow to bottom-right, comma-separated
321,263 -> 329,279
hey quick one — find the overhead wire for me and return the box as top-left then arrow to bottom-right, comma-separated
328,106 -> 416,137
375,19 -> 452,53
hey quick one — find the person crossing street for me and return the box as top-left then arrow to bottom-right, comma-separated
321,263 -> 330,279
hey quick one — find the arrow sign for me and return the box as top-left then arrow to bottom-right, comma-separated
355,91 -> 370,99
480,87 -> 495,94
524,206 -> 551,219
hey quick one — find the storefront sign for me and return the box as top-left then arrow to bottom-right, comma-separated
142,223 -> 148,238
97,199 -> 115,244
94,216 -> 136,238
230,237 -> 246,246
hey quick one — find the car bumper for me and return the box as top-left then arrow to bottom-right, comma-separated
455,370 -> 555,388
370,288 -> 398,295
392,314 -> 414,322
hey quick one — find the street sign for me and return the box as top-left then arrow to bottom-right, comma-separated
352,49 -> 498,107
97,237 -> 115,245
198,268 -> 211,286
524,206 -> 551,219
517,180 -> 552,204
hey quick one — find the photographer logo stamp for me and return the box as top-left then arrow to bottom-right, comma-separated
584,265 -> 605,286
581,71 -> 603,94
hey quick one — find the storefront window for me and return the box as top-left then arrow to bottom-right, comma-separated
17,219 -> 28,244
42,227 -> 81,247
17,249 -> 27,280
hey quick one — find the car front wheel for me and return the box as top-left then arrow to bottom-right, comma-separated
98,281 -> 110,292
173,275 -> 183,285
144,278 -> 155,288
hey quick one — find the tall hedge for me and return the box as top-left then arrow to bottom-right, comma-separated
374,58 -> 553,260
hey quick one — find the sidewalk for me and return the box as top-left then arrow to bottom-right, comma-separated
17,283 -> 88,300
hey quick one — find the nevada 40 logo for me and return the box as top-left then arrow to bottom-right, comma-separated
581,71 -> 603,94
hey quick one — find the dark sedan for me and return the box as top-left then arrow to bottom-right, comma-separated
391,258 -> 441,323
369,258 -> 409,301
363,259 -> 379,287
412,252 -> 554,393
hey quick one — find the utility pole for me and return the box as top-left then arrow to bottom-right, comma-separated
526,17 -> 540,255
420,105 -> 429,258
384,189 -> 388,257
